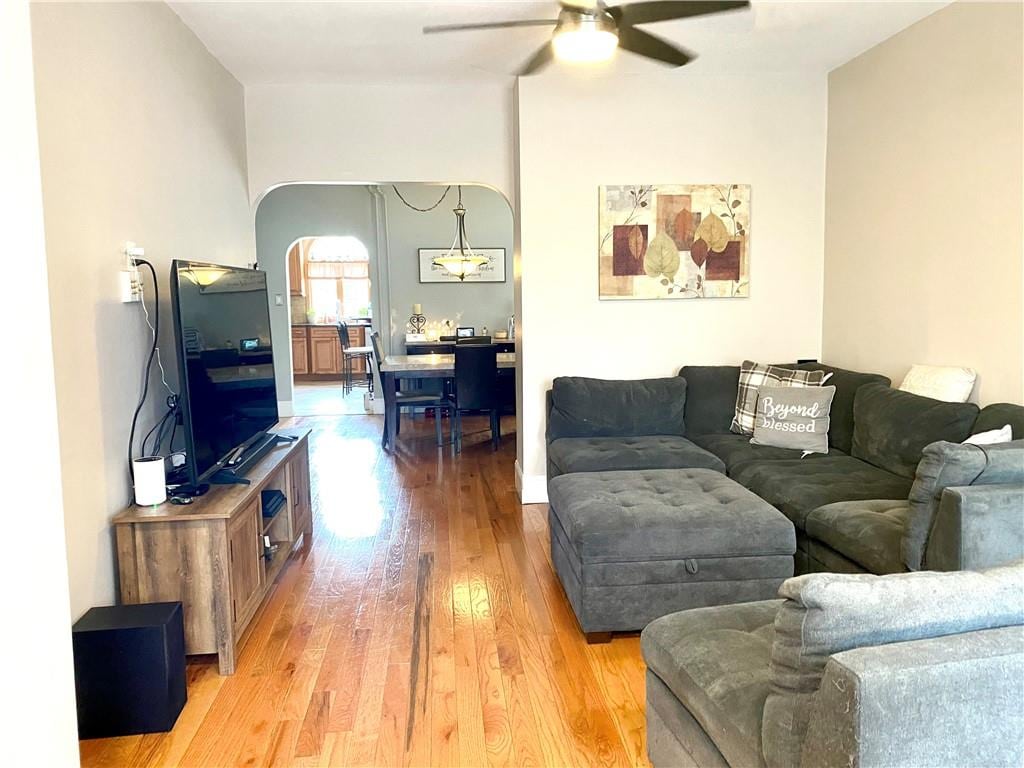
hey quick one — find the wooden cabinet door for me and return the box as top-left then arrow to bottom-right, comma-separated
291,330 -> 309,375
289,447 -> 312,544
287,243 -> 304,296
228,501 -> 263,629
310,329 -> 341,374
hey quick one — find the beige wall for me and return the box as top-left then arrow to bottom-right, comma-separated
244,82 -> 515,202
3,0 -> 80,757
516,72 -> 828,501
32,2 -> 255,618
823,0 -> 1024,404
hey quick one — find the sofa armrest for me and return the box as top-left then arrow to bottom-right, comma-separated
923,484 -> 1024,571
801,626 -> 1024,768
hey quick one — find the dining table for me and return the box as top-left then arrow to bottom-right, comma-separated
378,352 -> 516,450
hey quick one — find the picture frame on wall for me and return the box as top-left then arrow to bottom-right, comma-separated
598,184 -> 751,300
418,248 -> 506,283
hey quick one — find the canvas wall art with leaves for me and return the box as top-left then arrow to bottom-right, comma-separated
599,184 -> 751,299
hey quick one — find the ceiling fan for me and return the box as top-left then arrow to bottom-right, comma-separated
423,1 -> 750,76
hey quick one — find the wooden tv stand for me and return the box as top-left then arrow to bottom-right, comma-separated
113,429 -> 312,675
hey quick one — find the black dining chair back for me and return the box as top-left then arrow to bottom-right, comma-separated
336,321 -> 350,351
456,336 -> 491,345
370,330 -> 384,370
454,344 -> 498,411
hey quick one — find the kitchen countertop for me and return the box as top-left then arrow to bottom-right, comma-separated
382,353 -> 515,373
406,338 -> 513,344
291,321 -> 372,328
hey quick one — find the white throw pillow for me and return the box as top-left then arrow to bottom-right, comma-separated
963,424 -> 1013,445
899,364 -> 977,403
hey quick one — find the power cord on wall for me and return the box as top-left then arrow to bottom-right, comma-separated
127,258 -> 179,482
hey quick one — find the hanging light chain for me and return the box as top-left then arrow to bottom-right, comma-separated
391,184 -> 452,212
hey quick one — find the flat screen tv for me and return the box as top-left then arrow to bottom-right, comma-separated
170,260 -> 278,488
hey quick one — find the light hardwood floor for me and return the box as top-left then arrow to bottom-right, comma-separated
80,414 -> 651,768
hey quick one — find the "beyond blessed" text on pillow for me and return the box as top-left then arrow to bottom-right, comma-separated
750,385 -> 837,453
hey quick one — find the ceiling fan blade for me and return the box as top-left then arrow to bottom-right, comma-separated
423,19 -> 558,34
616,26 -> 695,66
609,1 -> 748,26
518,42 -> 554,76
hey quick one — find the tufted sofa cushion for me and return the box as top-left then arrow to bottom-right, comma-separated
547,435 -> 724,480
547,469 -> 795,563
691,432 -> 848,474
642,600 -> 782,768
731,456 -> 912,530
804,500 -> 910,575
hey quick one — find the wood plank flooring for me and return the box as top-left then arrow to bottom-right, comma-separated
80,414 -> 651,768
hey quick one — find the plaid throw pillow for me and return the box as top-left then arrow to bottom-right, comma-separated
730,361 -> 830,435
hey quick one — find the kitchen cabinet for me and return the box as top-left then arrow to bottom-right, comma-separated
310,328 -> 341,374
291,328 -> 309,375
287,242 -> 305,297
291,324 -> 369,381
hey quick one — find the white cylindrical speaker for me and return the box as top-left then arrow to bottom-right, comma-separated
133,456 -> 167,506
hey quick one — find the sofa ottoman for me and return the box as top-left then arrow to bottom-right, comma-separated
548,468 -> 796,641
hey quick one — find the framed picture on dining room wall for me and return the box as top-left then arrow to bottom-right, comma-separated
598,184 -> 751,300
418,248 -> 506,283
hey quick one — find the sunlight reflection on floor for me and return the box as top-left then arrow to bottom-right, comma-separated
310,429 -> 384,539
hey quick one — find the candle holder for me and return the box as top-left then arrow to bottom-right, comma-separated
409,313 -> 426,334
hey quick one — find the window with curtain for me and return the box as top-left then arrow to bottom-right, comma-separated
304,236 -> 371,320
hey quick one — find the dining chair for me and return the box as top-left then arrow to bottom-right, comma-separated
337,322 -> 374,395
370,331 -> 453,448
452,344 -> 500,453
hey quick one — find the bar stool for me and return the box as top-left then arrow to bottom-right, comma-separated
337,322 -> 374,395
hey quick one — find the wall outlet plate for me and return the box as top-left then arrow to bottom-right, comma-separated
120,269 -> 141,303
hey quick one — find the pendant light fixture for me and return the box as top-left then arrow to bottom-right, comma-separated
432,186 -> 488,281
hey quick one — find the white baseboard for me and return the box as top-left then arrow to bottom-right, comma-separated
278,400 -> 294,418
515,460 -> 548,504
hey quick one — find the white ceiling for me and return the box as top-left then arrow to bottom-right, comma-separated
168,1 -> 952,85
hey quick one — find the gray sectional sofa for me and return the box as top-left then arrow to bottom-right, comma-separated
545,363 -> 1024,767
642,561 -> 1024,768
548,364 -> 1019,581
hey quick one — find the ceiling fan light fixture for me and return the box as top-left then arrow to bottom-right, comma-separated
552,11 -> 619,63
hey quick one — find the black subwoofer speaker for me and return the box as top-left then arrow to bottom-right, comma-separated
72,602 -> 187,739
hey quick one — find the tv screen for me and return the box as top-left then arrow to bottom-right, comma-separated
170,260 -> 278,485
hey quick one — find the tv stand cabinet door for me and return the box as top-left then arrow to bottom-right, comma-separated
289,444 -> 313,547
116,519 -> 223,659
228,500 -> 264,639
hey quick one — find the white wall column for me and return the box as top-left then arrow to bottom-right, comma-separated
0,0 -> 80,761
